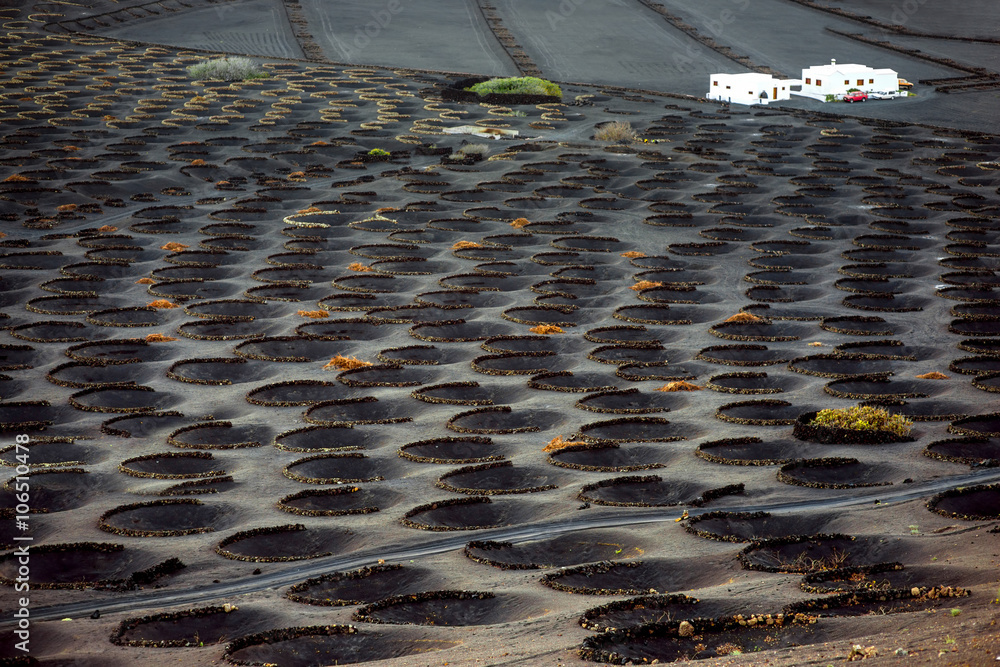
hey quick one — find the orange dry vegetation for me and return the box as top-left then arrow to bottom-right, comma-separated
543,435 -> 587,453
135,277 -> 156,284
296,206 -> 322,214
724,312 -> 763,323
323,355 -> 372,371
529,325 -> 564,334
310,140 -> 330,146
297,310 -> 330,319
145,333 -> 177,342
3,174 -> 30,182
160,242 -> 189,251
347,262 -> 373,272
97,225 -> 117,232
57,204 -> 78,212
621,251 -> 646,258
808,341 -> 824,347
190,159 -> 206,166
655,381 -> 703,392
147,300 -> 180,309
452,241 -> 482,249
916,371 -> 949,379
510,217 -> 531,228
288,171 -> 306,179
631,280 -> 663,291
375,207 -> 397,213
62,145 -> 81,152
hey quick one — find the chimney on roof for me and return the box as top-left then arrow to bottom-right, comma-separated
831,58 -> 836,66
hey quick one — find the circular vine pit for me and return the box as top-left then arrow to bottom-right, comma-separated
278,486 -> 397,516
398,436 -> 502,464
400,496 -> 538,531
99,499 -> 229,537
576,416 -> 692,443
739,534 -> 889,573
223,624 -> 458,666
578,593 -> 701,632
283,453 -> 390,485
111,605 -> 273,647
578,615 -> 823,664
778,457 -> 895,488
684,511 -> 833,543
0,542 -> 181,590
302,396 -> 413,426
695,437 -> 809,466
167,422 -> 268,450
286,564 -> 447,606
245,380 -> 351,407
464,530 -> 646,570
927,483 -> 1000,520
353,589 -> 548,626
548,443 -> 668,472
3,468 -> 103,512
578,475 -> 744,507
216,524 -> 362,562
435,461 -> 562,495
119,451 -> 226,479
542,558 -> 729,595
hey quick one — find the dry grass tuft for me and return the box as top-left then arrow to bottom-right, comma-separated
288,171 -> 306,180
190,159 -> 206,166
347,262 -> 373,272
808,341 -> 824,347
145,333 -> 177,342
296,206 -> 322,214
594,120 -> 637,143
724,312 -> 763,323
57,204 -> 78,212
98,225 -> 118,233
135,277 -> 156,284
916,371 -> 949,379
620,251 -> 646,258
310,140 -> 330,146
529,325 -> 564,334
656,381 -> 703,392
323,355 -> 372,371
160,242 -> 189,252
147,299 -> 180,309
3,174 -> 31,182
631,280 -> 663,291
543,435 -> 587,453
452,240 -> 482,250
510,217 -> 531,228
297,310 -> 329,319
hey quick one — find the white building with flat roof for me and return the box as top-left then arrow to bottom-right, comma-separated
706,72 -> 792,106
795,59 -> 899,101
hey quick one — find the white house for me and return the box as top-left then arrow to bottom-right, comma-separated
794,59 -> 899,101
706,73 -> 792,106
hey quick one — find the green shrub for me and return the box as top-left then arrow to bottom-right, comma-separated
465,76 -> 561,98
367,148 -> 390,157
594,121 -> 637,144
187,57 -> 269,82
809,405 -> 912,436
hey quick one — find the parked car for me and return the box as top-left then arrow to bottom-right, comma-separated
843,91 -> 868,103
898,79 -> 913,90
867,91 -> 894,100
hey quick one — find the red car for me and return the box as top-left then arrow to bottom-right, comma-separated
843,91 -> 868,103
